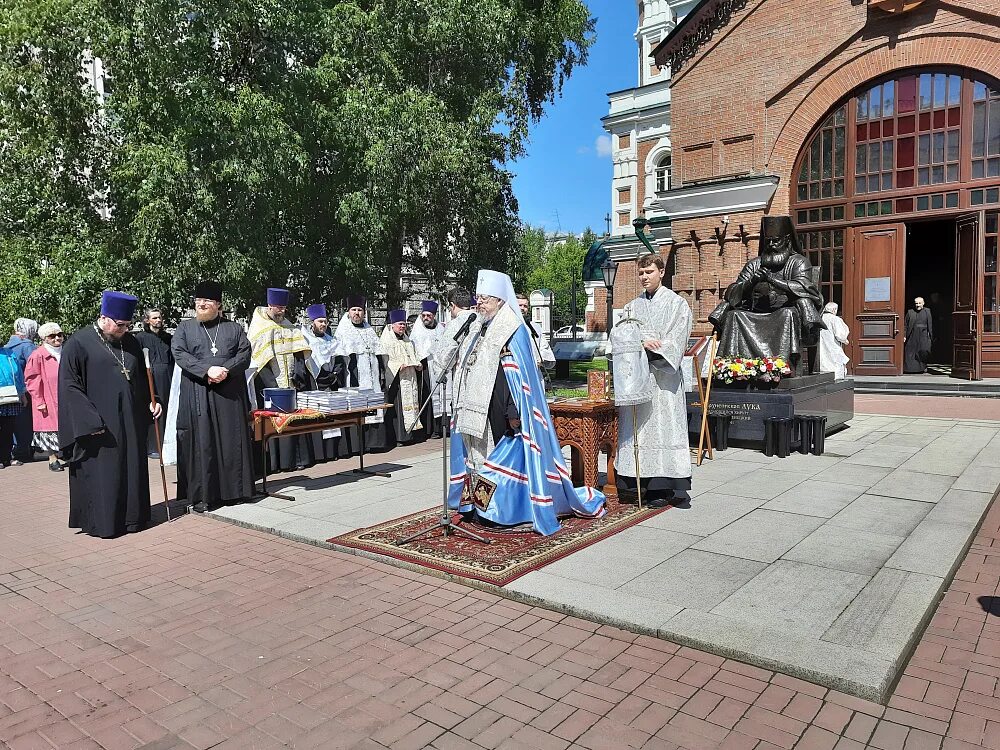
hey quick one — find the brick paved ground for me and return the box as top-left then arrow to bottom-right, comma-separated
1,415 -> 999,749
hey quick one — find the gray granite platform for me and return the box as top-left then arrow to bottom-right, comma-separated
204,414 -> 1000,701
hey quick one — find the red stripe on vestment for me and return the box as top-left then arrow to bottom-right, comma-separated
484,461 -> 528,483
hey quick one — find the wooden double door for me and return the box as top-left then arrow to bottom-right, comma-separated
847,213 -> 985,379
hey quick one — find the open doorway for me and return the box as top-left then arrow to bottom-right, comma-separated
905,219 -> 955,373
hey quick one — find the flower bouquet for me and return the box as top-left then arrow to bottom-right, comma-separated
712,356 -> 792,386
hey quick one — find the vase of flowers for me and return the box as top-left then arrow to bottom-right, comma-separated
712,356 -> 792,388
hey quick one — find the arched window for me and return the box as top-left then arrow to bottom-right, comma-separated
655,153 -> 671,193
793,69 -> 1000,227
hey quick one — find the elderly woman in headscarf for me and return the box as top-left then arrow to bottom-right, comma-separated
818,302 -> 850,380
24,323 -> 65,470
4,318 -> 37,464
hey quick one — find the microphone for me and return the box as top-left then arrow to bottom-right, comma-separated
452,312 -> 478,342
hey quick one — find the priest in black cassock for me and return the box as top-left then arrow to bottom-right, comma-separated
59,291 -> 159,538
171,281 -> 254,512
134,308 -> 173,458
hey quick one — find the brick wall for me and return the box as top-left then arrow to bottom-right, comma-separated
651,0 -> 1000,332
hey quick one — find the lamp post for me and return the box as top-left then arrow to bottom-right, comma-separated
601,258 -> 618,378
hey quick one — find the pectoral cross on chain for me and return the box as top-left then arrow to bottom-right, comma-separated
121,366 -> 131,381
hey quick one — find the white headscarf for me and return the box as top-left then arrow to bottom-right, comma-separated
14,318 -> 38,340
823,302 -> 839,315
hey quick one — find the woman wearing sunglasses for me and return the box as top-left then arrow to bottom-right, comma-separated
23,323 -> 65,471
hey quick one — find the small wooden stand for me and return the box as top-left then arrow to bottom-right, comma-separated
687,336 -> 718,466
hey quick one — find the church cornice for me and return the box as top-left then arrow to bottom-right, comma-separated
652,0 -> 749,73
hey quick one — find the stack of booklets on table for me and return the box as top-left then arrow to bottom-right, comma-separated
297,389 -> 386,414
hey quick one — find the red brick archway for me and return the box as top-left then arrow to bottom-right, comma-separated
767,32 -> 1000,213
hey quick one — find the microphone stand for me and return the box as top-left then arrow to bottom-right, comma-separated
397,322 -> 490,546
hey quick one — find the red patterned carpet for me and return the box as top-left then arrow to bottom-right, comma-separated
328,498 -> 669,586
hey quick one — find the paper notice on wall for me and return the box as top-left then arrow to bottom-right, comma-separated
322,428 -> 342,439
865,277 -> 891,302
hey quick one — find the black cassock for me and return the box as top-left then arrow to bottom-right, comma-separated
58,327 -> 152,538
904,307 -> 934,373
134,327 -> 173,454
171,317 -> 254,506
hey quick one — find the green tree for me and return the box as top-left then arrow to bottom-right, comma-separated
0,0 -> 594,331
527,227 -> 597,327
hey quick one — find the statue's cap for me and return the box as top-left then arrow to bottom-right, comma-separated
761,215 -> 796,238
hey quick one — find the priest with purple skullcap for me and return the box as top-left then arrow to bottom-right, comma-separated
58,290 -> 159,538
334,294 -> 391,453
410,300 -> 445,437
380,309 -> 424,445
170,280 -> 254,512
249,286 -> 314,471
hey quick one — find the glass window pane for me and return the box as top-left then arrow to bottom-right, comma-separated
797,210 -> 808,224
882,173 -> 892,190
856,177 -> 867,194
947,130 -> 960,161
931,193 -> 944,209
933,73 -> 946,108
822,131 -> 833,178
834,127 -> 845,177
919,74 -> 932,110
799,161 -> 809,184
932,165 -> 944,183
918,134 -> 930,165
933,132 -> 945,163
880,200 -> 892,215
811,138 -> 821,180
972,190 -> 984,205
869,175 -> 881,192
870,86 -> 881,120
822,180 -> 832,198
917,195 -> 929,211
947,164 -> 959,183
990,100 -> 1000,156
856,144 -> 867,174
798,184 -> 808,201
883,80 -> 895,117
857,93 -> 868,121
898,76 -> 917,113
986,237 -> 998,272
973,161 -> 985,179
990,159 -> 1000,178
834,179 -> 844,197
918,167 -> 929,185
898,136 -> 915,168
989,188 -> 1000,203
986,277 -> 997,313
855,204 -> 866,218
867,202 -> 879,216
869,143 -> 880,171
988,213 -> 998,234
973,81 -> 988,102
948,75 -> 961,106
810,183 -> 820,199
946,192 -> 959,208
834,205 -> 845,219
883,141 -> 893,169
833,249 -> 844,282
986,316 -> 998,333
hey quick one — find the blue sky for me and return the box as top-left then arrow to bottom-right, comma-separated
510,0 -> 638,236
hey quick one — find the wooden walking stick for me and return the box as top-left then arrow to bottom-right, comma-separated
143,349 -> 172,521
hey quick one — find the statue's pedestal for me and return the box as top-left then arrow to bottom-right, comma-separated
687,373 -> 854,447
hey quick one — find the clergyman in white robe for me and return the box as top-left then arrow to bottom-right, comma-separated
613,282 -> 693,505
410,301 -> 446,429
818,302 -> 850,380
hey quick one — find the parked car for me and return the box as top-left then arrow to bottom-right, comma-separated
552,325 -> 585,339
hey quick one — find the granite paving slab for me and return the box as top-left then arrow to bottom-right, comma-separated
867,468 -> 958,502
691,509 -> 825,564
619,549 -> 768,610
782,524 -> 905,575
762,479 -> 865,518
710,560 -> 870,635
206,413 -> 999,702
540,526 -> 700,588
827,494 -> 933,536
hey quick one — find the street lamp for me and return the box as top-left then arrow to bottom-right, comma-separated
601,258 -> 618,378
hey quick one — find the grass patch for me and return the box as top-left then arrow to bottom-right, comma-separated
552,388 -> 588,398
569,356 -> 607,381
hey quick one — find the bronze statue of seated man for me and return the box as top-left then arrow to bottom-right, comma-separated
708,215 -> 826,374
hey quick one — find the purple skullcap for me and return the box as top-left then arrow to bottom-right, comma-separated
100,291 -> 139,321
266,288 -> 290,306
387,309 -> 407,324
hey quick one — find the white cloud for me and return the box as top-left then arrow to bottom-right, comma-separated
595,135 -> 613,158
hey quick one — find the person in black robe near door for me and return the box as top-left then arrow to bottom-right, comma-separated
58,291 -> 158,538
904,296 -> 933,373
171,281 -> 254,512
134,308 -> 173,458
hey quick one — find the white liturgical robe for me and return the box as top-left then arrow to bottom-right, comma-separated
613,285 -> 693,495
